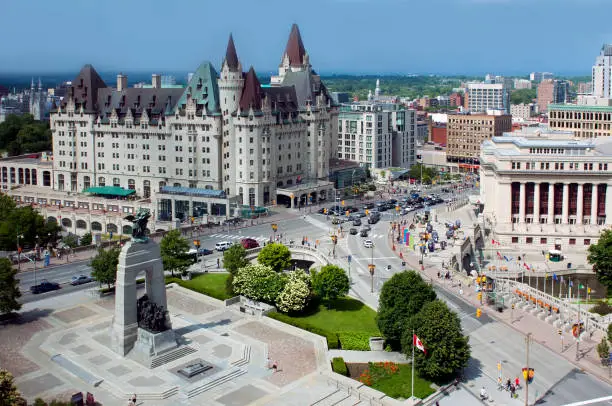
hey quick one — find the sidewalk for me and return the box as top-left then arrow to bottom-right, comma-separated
391,232 -> 612,388
16,249 -> 96,273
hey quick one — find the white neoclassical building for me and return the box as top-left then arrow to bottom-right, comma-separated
480,127 -> 612,252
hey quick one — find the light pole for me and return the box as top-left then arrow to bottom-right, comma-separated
524,332 -> 533,406
352,169 -> 356,202
369,244 -> 375,293
34,235 -> 39,286
17,232 -> 24,271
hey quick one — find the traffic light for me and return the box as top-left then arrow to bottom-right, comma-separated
341,200 -> 345,206
346,210 -> 350,216
477,292 -> 483,302
476,308 -> 482,318
365,209 -> 369,215
323,208 -> 327,214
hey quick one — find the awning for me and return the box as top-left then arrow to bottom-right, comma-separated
84,186 -> 135,197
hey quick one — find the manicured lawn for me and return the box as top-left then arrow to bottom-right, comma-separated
166,273 -> 231,301
361,362 -> 435,400
268,296 -> 380,349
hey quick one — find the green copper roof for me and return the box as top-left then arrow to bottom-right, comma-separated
548,103 -> 612,112
176,61 -> 220,114
84,186 -> 135,197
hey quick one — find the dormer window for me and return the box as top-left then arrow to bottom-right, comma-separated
197,79 -> 203,90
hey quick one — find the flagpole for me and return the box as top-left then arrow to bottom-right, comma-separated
552,275 -> 555,298
411,330 -> 415,400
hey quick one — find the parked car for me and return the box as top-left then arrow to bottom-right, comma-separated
30,280 -> 61,294
363,239 -> 374,248
240,238 -> 260,249
215,241 -> 233,251
349,228 -> 358,235
197,248 -> 213,256
70,275 -> 93,286
360,229 -> 369,237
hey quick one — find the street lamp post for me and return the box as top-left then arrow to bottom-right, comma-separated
524,332 -> 533,406
17,232 -> 24,271
352,169 -> 356,202
34,235 -> 39,286
369,245 -> 375,293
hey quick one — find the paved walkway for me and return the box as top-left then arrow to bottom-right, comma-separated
327,350 -> 407,363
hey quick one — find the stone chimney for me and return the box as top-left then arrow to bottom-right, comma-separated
117,74 -> 127,91
152,74 -> 161,89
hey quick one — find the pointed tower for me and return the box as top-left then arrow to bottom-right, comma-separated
375,79 -> 380,100
218,33 -> 245,196
274,24 -> 311,84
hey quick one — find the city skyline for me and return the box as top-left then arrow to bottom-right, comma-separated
2,0 -> 611,75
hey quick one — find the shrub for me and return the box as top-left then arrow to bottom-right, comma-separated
233,263 -> 286,304
338,332 -> 372,351
597,338 -> 610,359
331,357 -> 348,376
590,301 -> 612,316
276,270 -> 311,313
258,243 -> 292,272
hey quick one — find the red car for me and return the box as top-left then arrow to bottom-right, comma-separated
241,238 -> 260,249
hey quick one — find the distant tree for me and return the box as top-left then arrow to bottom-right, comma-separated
233,263 -> 287,304
408,164 -> 438,184
61,234 -> 78,249
0,258 -> 21,314
257,243 -> 292,272
587,229 -> 612,291
402,300 -> 470,382
0,195 -> 60,251
311,265 -> 350,305
160,229 -> 191,277
0,369 -> 26,406
90,248 -> 120,289
510,88 -> 537,105
79,232 -> 92,247
0,114 -> 51,156
377,271 -> 436,349
596,337 -> 610,360
223,244 -> 248,274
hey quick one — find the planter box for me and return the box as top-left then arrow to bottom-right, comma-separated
181,273 -> 192,281
369,337 -> 384,351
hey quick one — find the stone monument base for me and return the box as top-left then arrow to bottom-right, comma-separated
131,328 -> 178,367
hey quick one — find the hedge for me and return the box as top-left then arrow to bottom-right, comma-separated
338,331 -> 372,351
332,357 -> 348,376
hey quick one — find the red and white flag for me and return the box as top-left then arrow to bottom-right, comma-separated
413,334 -> 426,354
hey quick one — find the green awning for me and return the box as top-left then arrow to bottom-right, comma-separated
84,186 -> 135,197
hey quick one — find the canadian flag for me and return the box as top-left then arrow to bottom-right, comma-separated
413,334 -> 426,354
523,263 -> 530,271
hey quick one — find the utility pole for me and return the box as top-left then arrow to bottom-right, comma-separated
524,332 -> 532,406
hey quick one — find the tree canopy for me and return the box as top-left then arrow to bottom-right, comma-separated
276,270 -> 311,313
408,163 -> 439,184
311,264 -> 350,304
377,271 -> 437,349
402,300 -> 470,382
0,369 -> 26,406
257,243 -> 292,272
0,194 -> 60,251
223,244 -> 248,274
510,88 -> 537,105
160,229 -> 191,277
233,263 -> 286,304
0,258 -> 21,314
90,248 -> 120,289
0,114 -> 52,156
587,229 -> 612,291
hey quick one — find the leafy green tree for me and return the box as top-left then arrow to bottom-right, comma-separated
608,323 -> 612,344
408,164 -> 438,184
587,229 -> 612,291
160,229 -> 191,277
90,248 -> 120,289
0,194 -> 60,251
276,270 -> 311,313
402,300 -> 470,382
257,242 -> 291,272
377,271 -> 436,349
79,232 -> 92,246
0,114 -> 51,156
223,244 -> 248,274
0,369 -> 26,406
596,338 -> 610,360
62,234 -> 78,248
233,263 -> 286,304
510,88 -> 537,105
311,265 -> 350,305
0,258 -> 21,314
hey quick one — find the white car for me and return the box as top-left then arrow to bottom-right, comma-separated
215,241 -> 232,251
363,239 -> 374,248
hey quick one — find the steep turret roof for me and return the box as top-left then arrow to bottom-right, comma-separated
223,34 -> 240,71
284,24 -> 307,66
176,61 -> 220,113
239,67 -> 263,112
65,64 -> 108,111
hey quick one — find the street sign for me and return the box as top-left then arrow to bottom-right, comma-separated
348,255 -> 352,263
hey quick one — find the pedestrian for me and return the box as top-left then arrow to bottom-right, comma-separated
272,360 -> 278,373
437,270 -> 441,279
510,384 -> 516,398
217,258 -> 220,268
132,394 -> 137,405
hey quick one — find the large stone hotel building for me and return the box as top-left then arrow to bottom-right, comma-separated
0,25 -> 339,234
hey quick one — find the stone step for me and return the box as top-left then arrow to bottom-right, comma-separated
150,345 -> 197,369
311,389 -> 352,406
230,344 -> 251,367
333,396 -> 365,406
182,367 -> 246,398
98,381 -> 179,400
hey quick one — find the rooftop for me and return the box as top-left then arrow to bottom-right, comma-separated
548,103 -> 612,112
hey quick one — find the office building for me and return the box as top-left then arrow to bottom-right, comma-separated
446,113 -> 512,167
548,103 -> 612,138
530,72 -> 554,82
592,44 -> 612,99
511,103 -> 534,121
537,79 -> 569,114
337,101 -> 416,169
480,128 -> 612,251
465,83 -> 510,114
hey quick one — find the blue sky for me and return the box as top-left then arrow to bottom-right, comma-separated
1,0 -> 611,75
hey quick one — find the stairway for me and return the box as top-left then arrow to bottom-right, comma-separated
150,345 -> 197,369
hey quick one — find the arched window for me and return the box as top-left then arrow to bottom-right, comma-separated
249,188 -> 255,206
31,169 -> 37,185
91,221 -> 102,231
76,220 -> 87,229
173,183 -> 181,187
42,170 -> 50,187
25,168 -> 31,184
107,223 -> 118,233
128,179 -> 135,190
277,181 -> 283,187
113,178 -> 120,187
143,180 -> 150,198
18,168 -> 24,184
83,176 -> 91,189
61,218 -> 72,228
122,225 -> 133,235
47,216 -> 57,224
98,177 -> 106,186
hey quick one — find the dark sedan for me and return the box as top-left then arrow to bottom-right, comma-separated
30,280 -> 61,294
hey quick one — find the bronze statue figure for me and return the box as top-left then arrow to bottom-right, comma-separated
124,208 -> 151,242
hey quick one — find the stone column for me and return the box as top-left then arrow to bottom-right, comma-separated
562,183 -> 569,224
171,198 -> 177,222
547,183 -> 554,224
533,183 -> 540,223
207,202 -> 212,216
577,183 -> 584,225
519,182 -> 526,224
591,184 -> 598,225
606,184 -> 612,225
